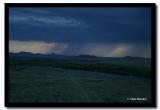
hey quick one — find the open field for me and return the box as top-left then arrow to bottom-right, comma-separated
9,58 -> 151,103
10,57 -> 151,77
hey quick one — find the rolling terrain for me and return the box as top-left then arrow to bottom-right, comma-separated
9,53 -> 151,103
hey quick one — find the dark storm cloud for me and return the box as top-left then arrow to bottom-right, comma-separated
9,7 -> 151,43
9,7 -> 151,57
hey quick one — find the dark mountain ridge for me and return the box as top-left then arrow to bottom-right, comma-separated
9,52 -> 150,60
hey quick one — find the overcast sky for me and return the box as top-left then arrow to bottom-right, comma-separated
9,7 -> 151,57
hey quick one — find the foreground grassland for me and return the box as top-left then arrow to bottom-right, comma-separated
9,58 -> 151,103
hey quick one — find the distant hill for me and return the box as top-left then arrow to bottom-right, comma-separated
9,52 -> 100,59
10,52 -> 35,57
123,56 -> 149,59
75,55 -> 99,58
9,52 -> 149,60
9,52 -> 68,59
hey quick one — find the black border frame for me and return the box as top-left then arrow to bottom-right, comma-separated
5,3 -> 157,108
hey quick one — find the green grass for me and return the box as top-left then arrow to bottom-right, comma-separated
9,58 -> 151,103
9,58 -> 151,77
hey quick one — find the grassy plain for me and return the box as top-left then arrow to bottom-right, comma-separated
9,58 -> 151,103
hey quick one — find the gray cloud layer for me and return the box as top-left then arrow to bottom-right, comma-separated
9,8 -> 151,57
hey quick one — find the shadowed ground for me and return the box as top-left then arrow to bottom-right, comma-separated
9,64 -> 151,103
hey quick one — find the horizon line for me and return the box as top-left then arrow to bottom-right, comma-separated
9,51 -> 151,59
